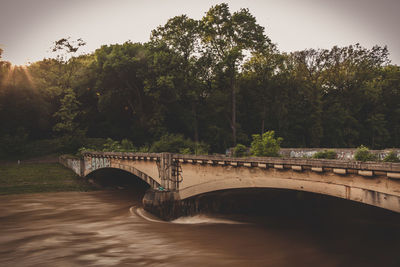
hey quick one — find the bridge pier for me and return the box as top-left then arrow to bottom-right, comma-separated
142,189 -> 182,220
159,153 -> 179,191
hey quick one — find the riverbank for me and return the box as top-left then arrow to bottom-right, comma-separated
0,162 -> 96,195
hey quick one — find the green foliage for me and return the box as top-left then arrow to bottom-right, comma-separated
0,4 -> 399,157
383,151 -> 400,162
233,144 -> 248,157
312,150 -> 337,159
250,131 -> 282,157
150,134 -> 189,153
121,139 -> 134,151
149,133 -> 208,154
354,145 -> 377,162
102,138 -> 125,152
179,148 -> 192,155
53,88 -> 80,134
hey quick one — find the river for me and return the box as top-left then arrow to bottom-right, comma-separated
0,182 -> 399,266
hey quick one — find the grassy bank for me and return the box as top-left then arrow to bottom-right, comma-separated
0,163 -> 96,195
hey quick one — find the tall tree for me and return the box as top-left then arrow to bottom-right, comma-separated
200,3 -> 271,145
150,15 -> 206,143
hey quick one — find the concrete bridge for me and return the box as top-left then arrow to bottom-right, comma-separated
60,151 -> 400,219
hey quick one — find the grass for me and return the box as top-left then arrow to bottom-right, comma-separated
0,163 -> 96,195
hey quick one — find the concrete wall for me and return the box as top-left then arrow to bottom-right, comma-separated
176,162 -> 400,212
59,156 -> 84,177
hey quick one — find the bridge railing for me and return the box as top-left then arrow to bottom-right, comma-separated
81,151 -> 400,179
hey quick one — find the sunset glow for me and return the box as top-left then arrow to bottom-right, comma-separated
1,0 -> 399,65
1,64 -> 34,88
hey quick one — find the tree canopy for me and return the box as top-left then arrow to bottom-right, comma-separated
0,3 -> 398,158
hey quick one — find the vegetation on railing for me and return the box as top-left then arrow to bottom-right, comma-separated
354,145 -> 378,162
383,150 -> 400,162
233,144 -> 249,157
312,150 -> 337,159
77,134 -> 209,156
250,131 -> 282,157
149,134 -> 209,155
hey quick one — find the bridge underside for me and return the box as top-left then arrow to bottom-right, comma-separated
177,164 -> 400,213
85,166 -> 161,190
178,177 -> 400,213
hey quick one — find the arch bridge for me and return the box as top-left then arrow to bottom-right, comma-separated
60,151 -> 400,217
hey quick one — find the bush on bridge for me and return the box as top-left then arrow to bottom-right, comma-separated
383,150 -> 400,162
149,133 -> 209,155
312,150 -> 337,159
250,131 -> 283,157
354,145 -> 377,162
233,144 -> 249,157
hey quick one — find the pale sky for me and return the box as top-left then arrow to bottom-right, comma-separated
1,0 -> 399,65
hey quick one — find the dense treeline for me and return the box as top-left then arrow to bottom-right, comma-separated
0,3 -> 399,158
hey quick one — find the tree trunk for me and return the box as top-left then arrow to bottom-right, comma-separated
231,72 -> 236,146
261,103 -> 266,134
192,102 -> 199,144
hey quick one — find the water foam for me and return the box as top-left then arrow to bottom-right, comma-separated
131,206 -> 245,225
172,214 -> 244,224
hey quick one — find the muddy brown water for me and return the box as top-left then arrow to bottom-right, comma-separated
0,177 -> 399,266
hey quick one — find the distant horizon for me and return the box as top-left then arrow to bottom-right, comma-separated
1,0 -> 399,65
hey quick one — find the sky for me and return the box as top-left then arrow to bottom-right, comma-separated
1,0 -> 399,65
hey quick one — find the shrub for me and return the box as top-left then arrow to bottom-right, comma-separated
354,145 -> 377,162
179,148 -> 192,154
383,151 -> 400,162
90,138 -> 139,152
138,145 -> 150,153
150,134 -> 191,153
149,133 -> 208,155
250,131 -> 283,157
312,150 -> 337,159
102,138 -> 122,152
194,143 -> 209,155
233,144 -> 248,157
121,139 -> 135,151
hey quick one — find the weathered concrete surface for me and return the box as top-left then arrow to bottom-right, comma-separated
83,153 -> 162,190
142,189 -> 181,220
59,156 -> 84,176
61,152 -> 400,217
177,163 -> 400,213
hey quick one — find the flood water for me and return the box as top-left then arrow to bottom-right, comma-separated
0,172 -> 399,266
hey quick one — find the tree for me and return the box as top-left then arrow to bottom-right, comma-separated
92,42 -> 152,140
151,15 -> 206,144
250,131 -> 282,157
53,88 -> 80,135
200,3 -> 271,145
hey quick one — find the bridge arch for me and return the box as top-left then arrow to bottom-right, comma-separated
178,175 -> 400,212
85,164 -> 161,190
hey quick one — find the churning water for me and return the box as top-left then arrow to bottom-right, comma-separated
0,174 -> 399,266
